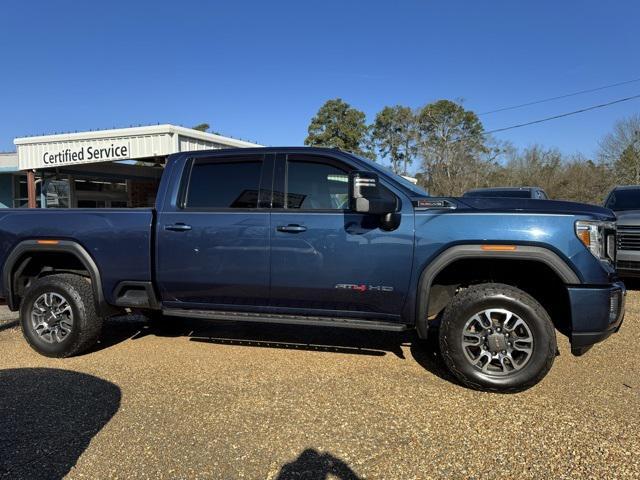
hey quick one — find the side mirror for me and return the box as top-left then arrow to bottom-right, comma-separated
348,171 -> 397,215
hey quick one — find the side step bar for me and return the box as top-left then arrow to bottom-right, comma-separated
161,308 -> 409,332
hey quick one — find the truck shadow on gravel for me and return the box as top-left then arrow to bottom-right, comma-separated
0,319 -> 18,332
97,315 -> 457,385
0,368 -> 121,480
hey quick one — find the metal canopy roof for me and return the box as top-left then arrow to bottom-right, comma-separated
14,124 -> 262,171
0,152 -> 19,172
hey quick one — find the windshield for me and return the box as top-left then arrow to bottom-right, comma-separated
605,189 -> 640,211
353,154 -> 428,196
464,190 -> 532,198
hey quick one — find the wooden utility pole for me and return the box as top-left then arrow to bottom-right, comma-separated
27,170 -> 36,208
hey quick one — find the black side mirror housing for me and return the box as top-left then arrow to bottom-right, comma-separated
348,171 -> 397,215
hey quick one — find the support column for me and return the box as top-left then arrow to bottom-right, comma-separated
27,170 -> 36,208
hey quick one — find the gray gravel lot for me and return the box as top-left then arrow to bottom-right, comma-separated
1,294 -> 639,479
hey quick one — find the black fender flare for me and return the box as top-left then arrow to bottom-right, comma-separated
2,239 -> 109,314
414,244 -> 581,338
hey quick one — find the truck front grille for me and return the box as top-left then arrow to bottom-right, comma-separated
617,260 -> 640,271
617,227 -> 640,251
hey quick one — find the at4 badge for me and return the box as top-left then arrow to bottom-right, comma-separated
335,284 -> 394,293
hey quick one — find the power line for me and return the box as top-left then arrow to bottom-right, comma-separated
483,93 -> 640,136
479,77 -> 640,115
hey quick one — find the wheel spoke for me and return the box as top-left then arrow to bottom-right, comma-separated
482,311 -> 495,328
56,305 -> 72,316
513,340 -> 533,354
506,352 -> 525,370
480,353 -> 496,373
33,304 -> 47,313
59,319 -> 72,334
471,313 -> 491,330
499,355 -> 512,372
504,317 -> 524,333
471,350 -> 498,373
462,331 -> 483,347
34,321 -> 47,333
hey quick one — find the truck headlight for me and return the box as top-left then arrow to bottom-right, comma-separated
575,220 -> 616,262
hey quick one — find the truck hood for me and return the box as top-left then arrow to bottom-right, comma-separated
423,197 -> 616,221
613,209 -> 640,226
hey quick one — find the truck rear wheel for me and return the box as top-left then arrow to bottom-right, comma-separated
20,274 -> 103,358
439,283 -> 556,393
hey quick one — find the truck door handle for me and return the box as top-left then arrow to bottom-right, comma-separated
277,224 -> 307,233
165,223 -> 192,232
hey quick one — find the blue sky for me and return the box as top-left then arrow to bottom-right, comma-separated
1,0 -> 639,164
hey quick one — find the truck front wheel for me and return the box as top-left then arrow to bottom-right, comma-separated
439,283 -> 556,393
20,274 -> 103,358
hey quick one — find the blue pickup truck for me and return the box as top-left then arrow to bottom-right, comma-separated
0,147 -> 625,392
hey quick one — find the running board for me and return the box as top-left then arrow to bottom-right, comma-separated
161,308 -> 408,332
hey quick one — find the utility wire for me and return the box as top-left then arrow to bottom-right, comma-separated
482,93 -> 640,136
479,77 -> 640,115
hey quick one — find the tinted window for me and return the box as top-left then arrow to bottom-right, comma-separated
605,189 -> 640,211
186,159 -> 262,208
286,161 -> 349,210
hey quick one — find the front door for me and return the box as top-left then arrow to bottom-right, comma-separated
156,153 -> 272,308
269,153 -> 414,320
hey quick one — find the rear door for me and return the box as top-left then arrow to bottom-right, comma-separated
268,152 -> 414,319
156,153 -> 273,308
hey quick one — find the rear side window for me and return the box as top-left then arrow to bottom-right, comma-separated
186,158 -> 263,208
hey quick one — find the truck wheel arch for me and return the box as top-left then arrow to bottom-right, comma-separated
415,244 -> 580,339
2,240 -> 108,314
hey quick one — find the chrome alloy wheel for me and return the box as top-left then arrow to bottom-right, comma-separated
30,292 -> 74,344
461,308 -> 534,376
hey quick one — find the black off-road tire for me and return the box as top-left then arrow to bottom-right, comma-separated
439,283 -> 556,393
20,274 -> 103,358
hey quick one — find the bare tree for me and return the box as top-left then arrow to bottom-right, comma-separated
484,146 -> 612,204
598,114 -> 640,184
556,153 -> 613,204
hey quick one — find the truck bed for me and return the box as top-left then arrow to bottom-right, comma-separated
0,208 -> 154,305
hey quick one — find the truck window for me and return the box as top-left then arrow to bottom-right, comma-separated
186,158 -> 263,209
286,160 -> 349,210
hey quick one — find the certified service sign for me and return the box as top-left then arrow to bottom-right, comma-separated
42,140 -> 130,166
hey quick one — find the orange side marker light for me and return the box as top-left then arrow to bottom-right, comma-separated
481,244 -> 517,252
36,240 -> 60,245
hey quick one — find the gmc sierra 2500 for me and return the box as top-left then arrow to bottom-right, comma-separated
0,147 -> 625,392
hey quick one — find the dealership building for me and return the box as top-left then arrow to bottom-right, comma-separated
0,124 -> 260,209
